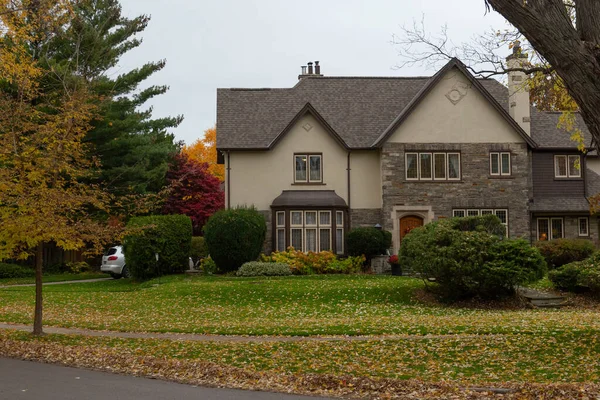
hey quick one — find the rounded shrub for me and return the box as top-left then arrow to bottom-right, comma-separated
124,215 -> 193,281
549,252 -> 600,293
347,227 -> 391,260
534,239 -> 595,269
203,207 -> 266,272
236,262 -> 291,277
400,218 -> 546,299
0,263 -> 34,279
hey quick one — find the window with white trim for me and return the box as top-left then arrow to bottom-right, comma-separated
554,155 -> 581,178
453,209 -> 509,236
537,217 -> 564,241
276,211 -> 286,252
319,211 -> 332,252
291,211 -> 304,250
579,217 -> 589,237
406,152 -> 460,181
336,211 -> 344,255
490,152 -> 511,176
294,154 -> 322,183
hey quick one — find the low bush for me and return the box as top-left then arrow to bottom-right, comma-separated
534,239 -> 595,269
203,207 -> 266,272
549,253 -> 600,293
124,215 -> 193,281
347,227 -> 391,261
0,263 -> 34,279
190,237 -> 208,260
65,262 -> 92,274
400,217 -> 546,299
265,248 -> 365,275
200,257 -> 217,275
236,262 -> 292,277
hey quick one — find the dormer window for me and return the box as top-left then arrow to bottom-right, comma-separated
295,154 -> 322,183
554,155 -> 581,178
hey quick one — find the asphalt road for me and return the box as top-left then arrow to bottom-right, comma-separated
0,358 -> 330,400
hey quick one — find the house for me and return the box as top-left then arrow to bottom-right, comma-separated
216,52 -> 599,255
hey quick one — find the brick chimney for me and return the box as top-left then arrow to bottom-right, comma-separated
298,61 -> 324,80
506,41 -> 531,135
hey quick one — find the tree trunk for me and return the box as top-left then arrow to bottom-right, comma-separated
487,0 -> 600,150
33,243 -> 44,336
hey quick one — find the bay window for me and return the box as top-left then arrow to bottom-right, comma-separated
273,209 -> 346,254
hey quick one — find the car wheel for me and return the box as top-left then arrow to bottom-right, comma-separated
121,265 -> 130,279
112,273 -> 122,280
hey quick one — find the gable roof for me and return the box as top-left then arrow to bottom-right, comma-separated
530,110 -> 591,149
372,58 -> 537,148
217,58 -> 545,151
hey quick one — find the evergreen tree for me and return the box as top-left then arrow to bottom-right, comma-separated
44,0 -> 182,195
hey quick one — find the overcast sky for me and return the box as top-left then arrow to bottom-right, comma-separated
117,0 -> 509,145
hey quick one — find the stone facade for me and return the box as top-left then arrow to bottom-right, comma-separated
350,208 -> 383,230
381,142 -> 531,251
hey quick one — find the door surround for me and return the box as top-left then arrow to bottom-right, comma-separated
391,206 -> 434,254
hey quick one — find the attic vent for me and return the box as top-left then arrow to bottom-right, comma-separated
303,123 -> 313,132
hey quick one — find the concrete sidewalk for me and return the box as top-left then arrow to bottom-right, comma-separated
0,278 -> 112,288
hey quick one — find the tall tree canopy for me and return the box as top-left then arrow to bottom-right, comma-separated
0,0 -> 120,335
395,1 -> 600,151
46,0 -> 182,196
163,153 -> 224,236
183,127 -> 224,181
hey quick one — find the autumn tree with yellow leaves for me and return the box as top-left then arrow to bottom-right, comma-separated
0,0 -> 120,335
183,127 -> 224,181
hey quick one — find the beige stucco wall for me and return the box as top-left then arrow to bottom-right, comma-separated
387,67 -> 526,144
350,150 -> 381,209
227,114 -> 349,210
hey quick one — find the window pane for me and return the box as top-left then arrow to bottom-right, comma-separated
291,229 -> 303,250
306,229 -> 317,252
551,218 -> 563,239
579,218 -> 589,236
406,153 -> 418,179
495,210 -> 507,224
568,155 -> 580,177
276,211 -> 285,227
336,228 -> 344,254
309,155 -> 322,181
276,229 -> 286,252
538,219 -> 549,241
448,153 -> 460,179
420,153 -> 432,179
295,155 -> 307,181
467,210 -> 480,217
481,210 -> 493,215
305,211 -> 317,226
434,153 -> 446,179
555,156 -> 567,177
501,153 -> 510,175
291,211 -> 303,226
336,211 -> 344,226
319,211 -> 331,226
490,153 -> 499,175
453,210 -> 465,218
319,229 -> 331,251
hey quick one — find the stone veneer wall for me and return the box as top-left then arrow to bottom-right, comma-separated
381,142 -> 532,239
350,208 -> 383,230
530,215 -> 600,245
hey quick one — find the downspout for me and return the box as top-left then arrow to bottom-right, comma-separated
347,151 -> 351,225
227,151 -> 231,209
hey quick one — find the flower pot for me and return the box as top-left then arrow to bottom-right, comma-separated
391,264 -> 402,276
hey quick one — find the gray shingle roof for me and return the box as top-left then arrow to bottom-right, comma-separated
530,197 -> 590,212
586,169 -> 600,198
530,110 -> 591,149
217,72 -> 517,150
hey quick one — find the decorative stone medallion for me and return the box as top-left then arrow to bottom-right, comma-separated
445,89 -> 465,105
302,123 -> 313,132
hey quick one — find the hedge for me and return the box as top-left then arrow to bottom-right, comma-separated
236,262 -> 291,277
0,263 -> 34,279
124,215 -> 193,281
535,239 -> 595,269
347,227 -> 391,261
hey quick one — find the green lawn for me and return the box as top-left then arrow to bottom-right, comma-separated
0,272 -> 108,286
0,274 -> 598,336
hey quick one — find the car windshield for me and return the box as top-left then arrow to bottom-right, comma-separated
104,248 -> 118,256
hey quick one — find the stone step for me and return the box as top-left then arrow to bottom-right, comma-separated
530,298 -> 567,308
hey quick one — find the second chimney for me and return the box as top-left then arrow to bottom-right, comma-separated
506,41 -> 531,135
308,62 -> 314,75
315,61 -> 320,75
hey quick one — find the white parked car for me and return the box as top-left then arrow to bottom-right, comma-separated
101,246 -> 129,279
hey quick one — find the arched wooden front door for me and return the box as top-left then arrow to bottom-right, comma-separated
400,216 -> 424,244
